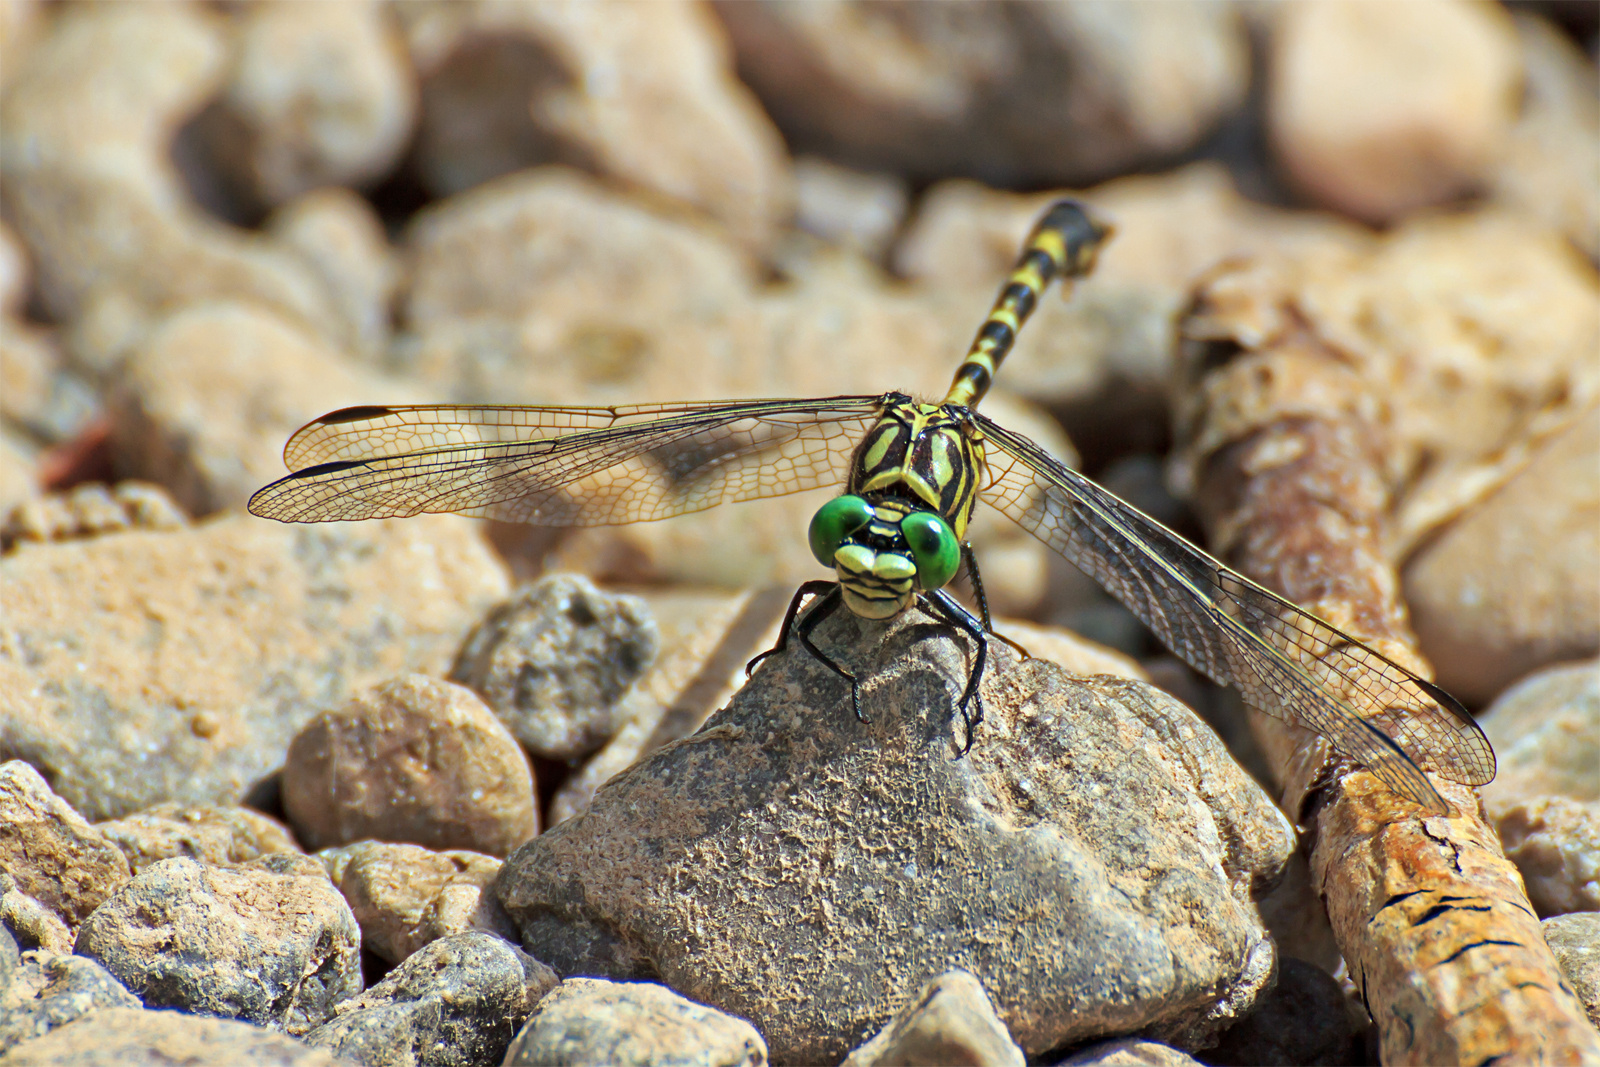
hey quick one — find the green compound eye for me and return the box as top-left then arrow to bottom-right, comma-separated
809,495 -> 875,566
901,511 -> 960,590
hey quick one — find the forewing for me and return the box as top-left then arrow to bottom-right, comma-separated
974,414 -> 1495,813
249,397 -> 886,527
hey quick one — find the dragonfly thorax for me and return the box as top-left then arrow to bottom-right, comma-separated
849,397 -> 985,541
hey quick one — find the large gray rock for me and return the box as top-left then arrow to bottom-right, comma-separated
497,610 -> 1294,1063
75,857 -> 362,1034
306,932 -> 556,1067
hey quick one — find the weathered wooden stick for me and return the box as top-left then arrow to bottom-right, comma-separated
1175,262 -> 1600,1064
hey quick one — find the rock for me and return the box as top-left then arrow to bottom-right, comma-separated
306,932 -> 556,1067
502,977 -> 766,1067
1479,659 -> 1599,808
75,856 -> 362,1034
1266,0 -> 1522,223
0,762 -> 131,932
450,575 -> 657,760
497,610 -> 1294,1063
1405,408 -> 1600,706
2,482 -> 186,551
0,511 -> 507,822
400,0 -> 788,249
0,5 -> 343,341
0,949 -> 141,1055
283,674 -> 537,855
1492,796 -> 1600,917
715,1 -> 1246,186
196,1 -> 414,210
1055,1038 -> 1203,1066
1487,14 -> 1600,259
0,872 -> 72,954
792,157 -> 908,262
1203,957 -> 1362,1066
267,188 -> 399,361
842,969 -> 1023,1067
319,841 -> 518,965
1,1006 -> 350,1066
548,587 -> 792,826
1543,912 -> 1600,1030
107,301 -> 424,518
95,803 -> 300,875
0,317 -> 97,448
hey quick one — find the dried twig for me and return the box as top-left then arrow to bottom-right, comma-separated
1174,258 -> 1600,1064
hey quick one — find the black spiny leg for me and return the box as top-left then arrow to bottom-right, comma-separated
746,580 -> 865,723
963,542 -> 1031,662
921,588 -> 990,754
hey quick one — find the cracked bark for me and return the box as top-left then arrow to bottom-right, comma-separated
1173,265 -> 1600,1064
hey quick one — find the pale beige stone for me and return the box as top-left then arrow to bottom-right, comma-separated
0,513 -> 508,821
1267,0 -> 1522,222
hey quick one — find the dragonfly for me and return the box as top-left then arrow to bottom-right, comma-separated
249,200 -> 1495,816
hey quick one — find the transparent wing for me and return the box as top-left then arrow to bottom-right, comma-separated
249,396 -> 887,527
974,413 -> 1496,814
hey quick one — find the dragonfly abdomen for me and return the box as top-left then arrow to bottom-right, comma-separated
943,200 -> 1112,411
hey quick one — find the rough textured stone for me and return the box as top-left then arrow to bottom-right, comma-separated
0,873 -> 72,955
306,932 -> 556,1067
716,1 -> 1246,186
1203,957 -> 1362,1066
1405,408 -> 1600,706
451,575 -> 657,760
283,674 -> 537,855
0,761 -> 131,931
0,512 -> 508,822
503,978 -> 766,1067
400,0 -> 788,249
108,300 -> 425,518
1543,912 -> 1600,1030
497,610 -> 1293,1063
319,841 -> 517,965
1266,0 -> 1521,222
196,0 -> 414,210
0,949 -> 141,1055
1,1006 -> 350,1066
95,803 -> 299,874
842,969 -> 1023,1067
75,856 -> 362,1034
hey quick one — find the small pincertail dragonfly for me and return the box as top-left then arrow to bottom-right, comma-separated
249,200 -> 1495,815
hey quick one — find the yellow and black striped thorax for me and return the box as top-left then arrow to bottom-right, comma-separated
849,396 -> 985,540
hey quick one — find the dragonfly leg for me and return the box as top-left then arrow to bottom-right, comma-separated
794,585 -> 866,723
962,542 -> 1031,662
922,588 -> 989,754
746,580 -> 865,724
745,580 -> 837,677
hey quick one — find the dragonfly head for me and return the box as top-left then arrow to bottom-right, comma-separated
809,495 -> 960,619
